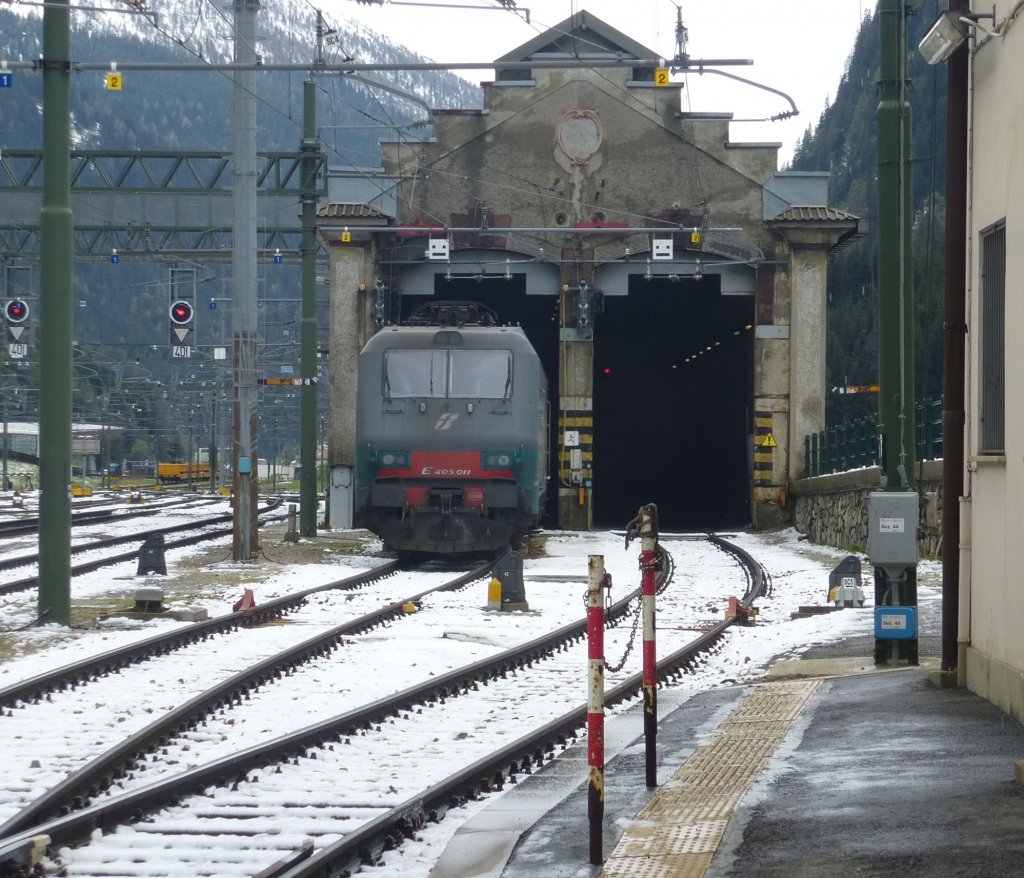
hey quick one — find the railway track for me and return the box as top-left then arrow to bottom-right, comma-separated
0,562 -> 488,834
0,495 -> 223,540
0,533 -> 768,878
0,498 -> 287,596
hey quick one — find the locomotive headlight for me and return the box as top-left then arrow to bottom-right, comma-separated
482,452 -> 514,469
379,451 -> 410,468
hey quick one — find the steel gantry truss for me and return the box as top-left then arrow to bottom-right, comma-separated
0,149 -> 327,259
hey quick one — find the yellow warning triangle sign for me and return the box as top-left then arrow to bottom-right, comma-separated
760,433 -> 778,448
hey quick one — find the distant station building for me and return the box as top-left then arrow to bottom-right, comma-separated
1,421 -> 41,459
1,421 -> 124,484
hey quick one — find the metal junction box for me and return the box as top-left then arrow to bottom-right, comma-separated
867,491 -> 919,568
874,605 -> 918,640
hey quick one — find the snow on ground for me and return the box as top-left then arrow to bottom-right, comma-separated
0,517 -> 941,723
0,516 -> 942,878
1,523 -> 916,686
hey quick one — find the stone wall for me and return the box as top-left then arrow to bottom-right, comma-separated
790,460 -> 943,558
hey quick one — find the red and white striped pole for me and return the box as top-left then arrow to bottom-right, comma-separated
587,553 -> 606,866
638,504 -> 659,788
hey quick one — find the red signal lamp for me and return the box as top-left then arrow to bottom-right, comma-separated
169,300 -> 194,325
4,299 -> 29,323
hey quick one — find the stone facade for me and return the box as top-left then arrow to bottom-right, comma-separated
319,11 -> 860,530
791,460 -> 944,558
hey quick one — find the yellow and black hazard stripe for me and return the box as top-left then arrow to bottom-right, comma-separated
753,412 -> 775,486
559,409 -> 593,481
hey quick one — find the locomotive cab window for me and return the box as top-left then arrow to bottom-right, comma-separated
384,348 -> 513,399
449,350 -> 512,399
384,350 -> 446,398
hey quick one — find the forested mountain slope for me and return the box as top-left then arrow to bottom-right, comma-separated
790,1 -> 949,421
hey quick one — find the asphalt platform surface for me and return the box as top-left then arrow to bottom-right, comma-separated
439,598 -> 1024,878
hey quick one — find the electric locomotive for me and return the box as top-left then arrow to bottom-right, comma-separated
355,303 -> 548,555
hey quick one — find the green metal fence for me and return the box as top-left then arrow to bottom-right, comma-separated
803,397 -> 943,478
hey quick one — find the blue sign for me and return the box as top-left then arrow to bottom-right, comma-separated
874,606 -> 917,640
209,301 -> 217,309
0,73 -> 12,88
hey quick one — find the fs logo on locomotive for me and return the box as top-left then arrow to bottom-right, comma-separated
433,413 -> 459,430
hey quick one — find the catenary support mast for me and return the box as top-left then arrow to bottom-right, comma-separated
37,0 -> 73,624
299,77 -> 319,537
232,0 -> 260,560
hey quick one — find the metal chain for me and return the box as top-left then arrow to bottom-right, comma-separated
581,547 -> 675,674
656,546 -> 675,595
606,597 -> 642,673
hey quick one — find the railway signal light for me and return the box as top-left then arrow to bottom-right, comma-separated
169,299 -> 194,357
4,299 -> 29,324
169,300 -> 194,326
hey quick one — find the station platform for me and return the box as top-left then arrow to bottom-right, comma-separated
430,617 -> 1024,878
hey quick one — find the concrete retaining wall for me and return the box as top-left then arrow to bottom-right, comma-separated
790,460 -> 943,558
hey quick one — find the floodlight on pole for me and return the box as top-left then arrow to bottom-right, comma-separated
919,8 -> 1003,65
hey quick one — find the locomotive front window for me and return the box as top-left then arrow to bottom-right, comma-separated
384,350 -> 446,398
449,350 -> 513,399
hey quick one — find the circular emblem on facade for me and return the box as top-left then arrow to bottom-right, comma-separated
557,109 -> 603,164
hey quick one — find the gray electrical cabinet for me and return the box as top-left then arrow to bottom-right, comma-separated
867,491 -> 919,568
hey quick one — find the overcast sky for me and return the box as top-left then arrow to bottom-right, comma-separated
331,0 -> 873,165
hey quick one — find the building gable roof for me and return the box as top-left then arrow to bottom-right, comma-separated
495,11 -> 657,65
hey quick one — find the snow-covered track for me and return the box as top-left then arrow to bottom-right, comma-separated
0,559 -> 403,712
0,495 -> 223,539
0,535 -> 766,878
277,534 -> 766,878
0,498 -> 286,594
0,561 -> 485,839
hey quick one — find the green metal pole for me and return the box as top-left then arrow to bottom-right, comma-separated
876,0 -> 917,490
209,394 -> 218,492
3,402 -> 9,491
873,0 -> 918,666
38,0 -> 73,624
299,78 -> 319,537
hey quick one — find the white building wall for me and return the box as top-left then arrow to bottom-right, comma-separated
964,5 -> 1024,717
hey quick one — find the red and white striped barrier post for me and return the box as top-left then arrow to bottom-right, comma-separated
587,553 -> 606,865
638,504 -> 659,788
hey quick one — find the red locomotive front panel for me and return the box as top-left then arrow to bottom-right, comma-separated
377,450 -> 515,481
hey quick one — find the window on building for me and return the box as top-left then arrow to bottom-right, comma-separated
980,222 -> 1006,454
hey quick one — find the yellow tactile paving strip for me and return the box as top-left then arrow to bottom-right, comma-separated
600,679 -> 822,878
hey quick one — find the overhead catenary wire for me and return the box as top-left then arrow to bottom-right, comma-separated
1,0 -> 448,240
3,0 -> 795,268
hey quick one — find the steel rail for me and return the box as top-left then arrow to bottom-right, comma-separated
0,556 -> 401,711
0,561 -> 483,838
278,535 -> 763,878
0,498 -> 285,591
0,495 -> 223,538
0,555 -> 654,860
0,535 -> 763,877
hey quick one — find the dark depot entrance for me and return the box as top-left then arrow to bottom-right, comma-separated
593,277 -> 754,531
